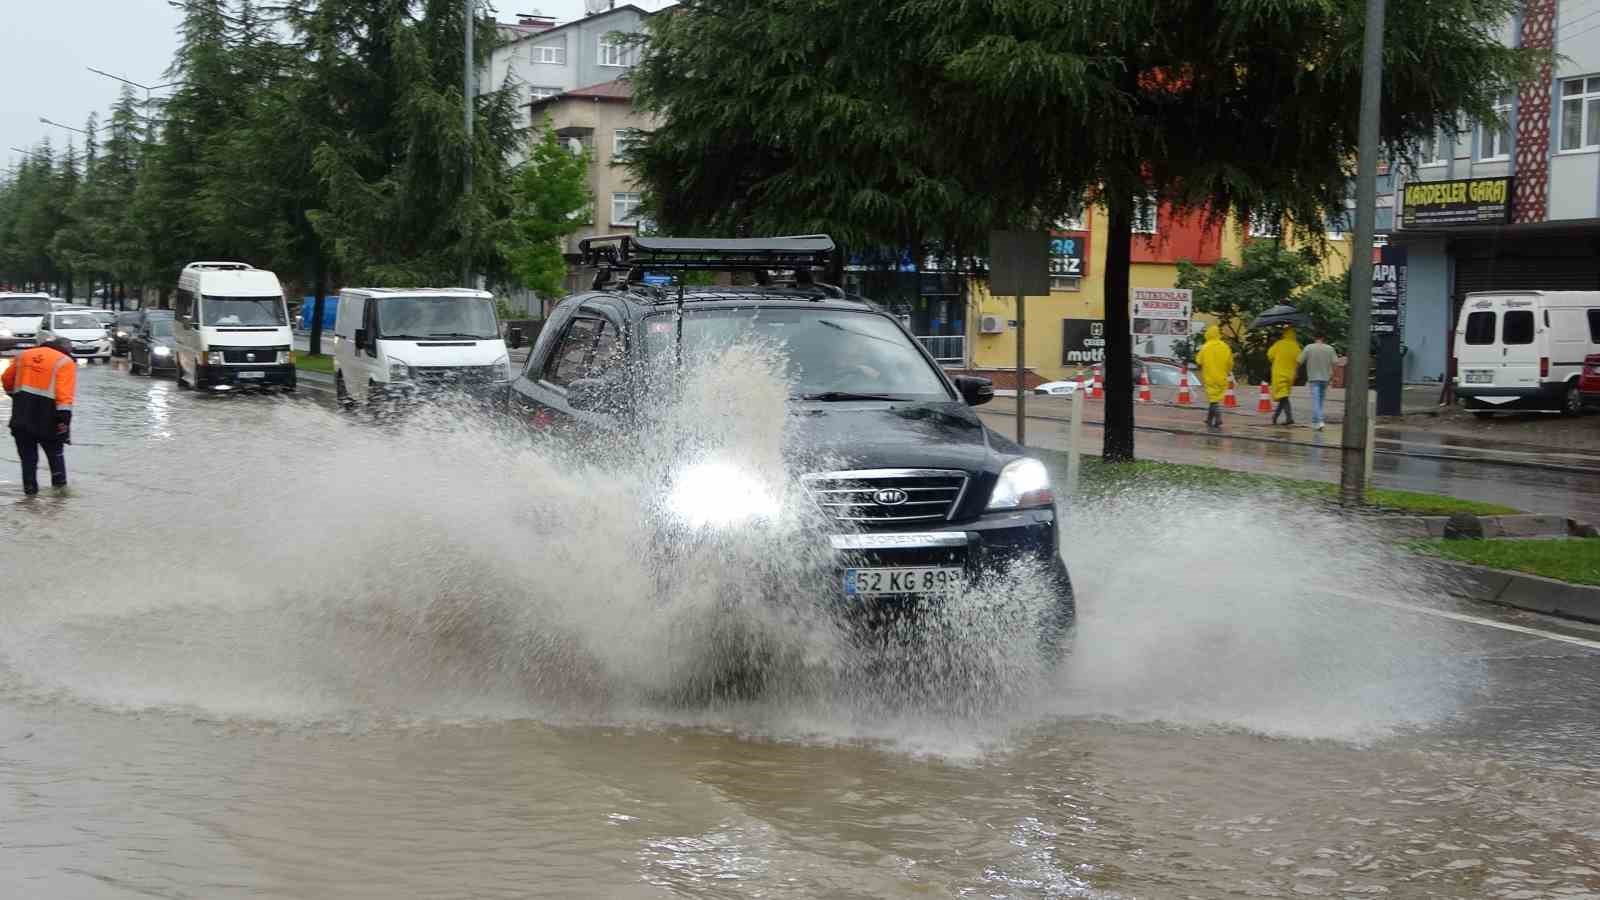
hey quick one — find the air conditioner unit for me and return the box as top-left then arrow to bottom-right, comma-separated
980,314 -> 1006,334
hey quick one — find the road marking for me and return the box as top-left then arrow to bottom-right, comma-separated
1357,595 -> 1600,652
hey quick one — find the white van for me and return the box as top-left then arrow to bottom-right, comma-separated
0,292 -> 52,353
1454,290 -> 1600,415
173,261 -> 295,392
331,288 -> 520,403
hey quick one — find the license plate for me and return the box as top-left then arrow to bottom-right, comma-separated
1464,370 -> 1494,384
237,371 -> 265,380
844,567 -> 963,597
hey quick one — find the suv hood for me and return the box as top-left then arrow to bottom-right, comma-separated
789,400 -> 1017,473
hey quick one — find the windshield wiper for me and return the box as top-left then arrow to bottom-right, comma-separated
425,332 -> 492,339
800,391 -> 913,402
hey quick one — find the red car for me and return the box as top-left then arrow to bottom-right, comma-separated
1581,353 -> 1600,409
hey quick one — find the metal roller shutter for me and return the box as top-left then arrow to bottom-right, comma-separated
1452,238 -> 1600,297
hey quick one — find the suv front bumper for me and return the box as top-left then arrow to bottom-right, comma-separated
827,506 -> 1072,609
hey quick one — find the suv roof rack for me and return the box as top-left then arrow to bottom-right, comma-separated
579,234 -> 839,293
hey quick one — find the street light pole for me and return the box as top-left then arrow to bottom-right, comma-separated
462,0 -> 475,287
86,68 -> 181,141
38,116 -> 90,137
1340,0 -> 1386,507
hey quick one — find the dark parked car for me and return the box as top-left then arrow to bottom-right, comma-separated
128,316 -> 179,375
504,235 -> 1074,661
111,311 -> 143,356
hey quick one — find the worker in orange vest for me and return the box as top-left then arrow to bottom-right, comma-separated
2,335 -> 77,495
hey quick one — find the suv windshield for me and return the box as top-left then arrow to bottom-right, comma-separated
149,320 -> 175,338
202,296 -> 287,327
0,298 -> 50,317
116,312 -> 142,325
644,307 -> 952,401
52,313 -> 101,330
378,296 -> 498,340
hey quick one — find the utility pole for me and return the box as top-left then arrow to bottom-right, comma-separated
462,0 -> 475,287
1340,0 -> 1386,506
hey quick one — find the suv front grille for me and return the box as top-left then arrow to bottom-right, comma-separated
802,468 -> 969,528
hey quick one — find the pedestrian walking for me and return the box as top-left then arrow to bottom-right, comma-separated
1195,324 -> 1234,431
2,335 -> 76,495
1298,333 -> 1338,430
1266,326 -> 1302,425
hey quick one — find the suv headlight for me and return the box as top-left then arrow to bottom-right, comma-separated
0,326 -> 12,338
986,458 -> 1055,510
490,354 -> 511,382
153,345 -> 171,356
206,350 -> 225,365
387,360 -> 412,382
668,461 -> 782,529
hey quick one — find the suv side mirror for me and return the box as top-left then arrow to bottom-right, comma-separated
507,327 -> 524,350
953,375 -> 994,407
353,328 -> 368,351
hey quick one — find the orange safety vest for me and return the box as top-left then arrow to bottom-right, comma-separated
3,345 -> 76,439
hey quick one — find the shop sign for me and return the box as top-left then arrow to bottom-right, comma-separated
1130,287 -> 1191,336
1049,235 -> 1087,278
1061,319 -> 1106,364
1399,176 -> 1512,228
1372,247 -> 1407,337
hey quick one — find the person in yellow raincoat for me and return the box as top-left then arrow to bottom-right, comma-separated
1194,324 -> 1234,431
1265,326 -> 1302,425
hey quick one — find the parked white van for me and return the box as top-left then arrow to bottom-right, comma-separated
173,262 -> 295,392
0,292 -> 52,353
332,288 -> 520,403
1453,290 -> 1600,415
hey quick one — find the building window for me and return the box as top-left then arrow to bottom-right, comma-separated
1326,210 -> 1349,240
598,35 -> 633,67
1050,276 -> 1082,292
613,129 -> 642,161
611,191 -> 642,225
528,86 -> 562,102
1418,129 -> 1449,166
530,38 -> 565,65
1131,194 -> 1158,234
1479,91 -> 1512,160
1248,209 -> 1282,238
1561,77 -> 1600,151
1053,202 -> 1086,232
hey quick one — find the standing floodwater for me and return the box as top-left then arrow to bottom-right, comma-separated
3,360 -> 1599,898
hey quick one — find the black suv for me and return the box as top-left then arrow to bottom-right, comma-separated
504,236 -> 1074,653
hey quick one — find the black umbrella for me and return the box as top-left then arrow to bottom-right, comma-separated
1250,304 -> 1310,330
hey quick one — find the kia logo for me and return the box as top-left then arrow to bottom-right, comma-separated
873,488 -> 909,506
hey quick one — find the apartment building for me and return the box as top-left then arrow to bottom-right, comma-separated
1391,0 -> 1600,384
483,5 -> 652,146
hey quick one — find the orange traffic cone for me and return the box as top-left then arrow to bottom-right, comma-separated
1090,369 -> 1104,400
1136,369 -> 1152,403
1256,381 -> 1273,414
1223,375 -> 1238,408
1176,366 -> 1193,406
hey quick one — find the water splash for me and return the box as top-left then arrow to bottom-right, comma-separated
0,347 -> 1478,749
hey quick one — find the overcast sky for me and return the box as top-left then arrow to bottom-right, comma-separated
2,0 -> 671,171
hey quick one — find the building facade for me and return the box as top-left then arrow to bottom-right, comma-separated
484,5 -> 651,147
1390,3 -> 1600,385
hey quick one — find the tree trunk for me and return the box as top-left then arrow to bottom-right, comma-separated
159,286 -> 171,310
64,272 -> 74,301
1101,195 -> 1136,463
309,250 -> 327,358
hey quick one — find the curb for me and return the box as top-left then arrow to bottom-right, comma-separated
1372,514 -> 1580,539
1430,559 -> 1600,625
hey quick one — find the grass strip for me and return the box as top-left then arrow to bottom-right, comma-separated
1410,538 -> 1600,586
1032,452 -> 1519,517
295,353 -> 335,375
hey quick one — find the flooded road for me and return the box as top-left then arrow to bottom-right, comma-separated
3,360 -> 1599,899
